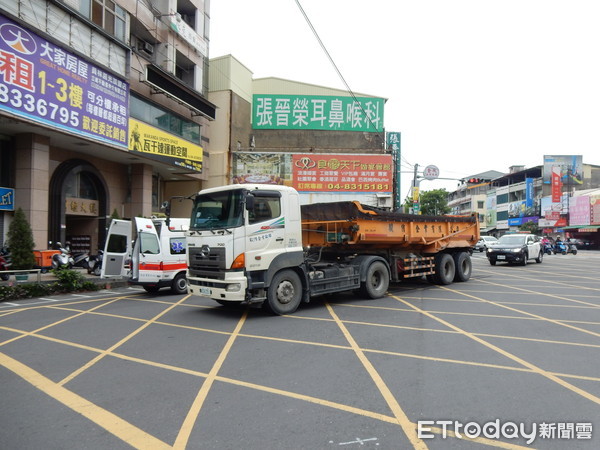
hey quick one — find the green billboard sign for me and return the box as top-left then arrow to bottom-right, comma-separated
252,94 -> 384,132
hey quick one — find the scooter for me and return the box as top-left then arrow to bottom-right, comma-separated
543,242 -> 554,255
553,241 -> 568,255
51,242 -> 75,269
72,251 -> 90,269
87,250 -> 103,276
0,246 -> 11,281
566,241 -> 578,255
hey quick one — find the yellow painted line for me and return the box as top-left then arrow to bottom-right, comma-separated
326,303 -> 428,450
58,294 -> 192,386
0,351 -> 170,449
390,294 -> 600,406
0,297 -> 124,348
439,286 -> 600,339
173,309 -> 248,449
476,268 -> 600,291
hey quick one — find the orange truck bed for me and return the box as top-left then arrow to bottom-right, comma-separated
301,201 -> 479,254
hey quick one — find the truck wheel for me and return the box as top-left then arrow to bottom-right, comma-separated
453,252 -> 472,282
432,253 -> 455,285
359,261 -> 389,299
266,270 -> 302,315
171,273 -> 188,295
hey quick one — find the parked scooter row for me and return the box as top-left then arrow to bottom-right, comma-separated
50,242 -> 92,270
0,246 -> 11,281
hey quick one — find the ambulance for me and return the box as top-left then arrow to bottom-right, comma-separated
101,217 -> 189,294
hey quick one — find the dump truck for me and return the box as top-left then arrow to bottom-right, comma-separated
186,184 -> 479,314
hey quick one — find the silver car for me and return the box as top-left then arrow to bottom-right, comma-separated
474,235 -> 498,252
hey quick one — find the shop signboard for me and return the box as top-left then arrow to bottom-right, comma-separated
128,119 -> 202,172
231,152 -> 393,193
252,94 -> 384,132
0,15 -> 129,148
0,186 -> 14,211
65,197 -> 99,216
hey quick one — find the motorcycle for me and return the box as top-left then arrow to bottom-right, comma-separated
0,246 -> 11,281
72,251 -> 90,269
51,242 -> 75,269
87,250 -> 103,276
553,241 -> 568,255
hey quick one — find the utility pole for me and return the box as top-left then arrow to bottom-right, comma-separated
411,163 -> 420,214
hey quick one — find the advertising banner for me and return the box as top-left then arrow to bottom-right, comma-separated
525,177 -> 534,208
253,94 -> 384,132
569,196 -> 591,226
591,196 -> 600,225
551,166 -> 562,202
0,15 -> 129,147
129,119 -> 202,172
231,152 -> 393,193
292,154 -> 392,193
543,155 -> 583,185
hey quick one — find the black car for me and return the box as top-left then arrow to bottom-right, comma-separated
486,234 -> 543,266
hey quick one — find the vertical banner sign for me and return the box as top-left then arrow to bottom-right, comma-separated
525,177 -> 534,208
387,131 -> 401,209
551,166 -> 562,203
0,15 -> 129,147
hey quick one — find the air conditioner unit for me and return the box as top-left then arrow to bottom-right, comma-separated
138,40 -> 154,56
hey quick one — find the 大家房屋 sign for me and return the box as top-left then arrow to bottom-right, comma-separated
0,15 -> 129,147
253,94 -> 384,132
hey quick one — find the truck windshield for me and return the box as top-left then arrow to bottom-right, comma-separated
190,189 -> 244,230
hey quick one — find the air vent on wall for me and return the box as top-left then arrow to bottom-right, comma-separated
138,40 -> 154,56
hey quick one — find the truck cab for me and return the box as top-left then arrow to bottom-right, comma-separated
102,217 -> 189,294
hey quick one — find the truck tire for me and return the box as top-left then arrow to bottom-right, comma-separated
265,270 -> 302,315
453,251 -> 472,282
432,253 -> 455,285
359,261 -> 389,299
171,272 -> 188,295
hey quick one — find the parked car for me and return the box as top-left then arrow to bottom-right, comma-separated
487,234 -> 543,266
474,235 -> 499,252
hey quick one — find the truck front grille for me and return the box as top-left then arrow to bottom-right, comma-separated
188,246 -> 226,279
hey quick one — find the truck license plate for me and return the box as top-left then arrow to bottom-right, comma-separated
200,287 -> 211,295
497,255 -> 505,260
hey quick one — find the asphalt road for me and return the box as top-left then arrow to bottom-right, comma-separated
1,250 -> 599,449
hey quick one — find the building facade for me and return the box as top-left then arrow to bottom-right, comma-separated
0,0 -> 215,254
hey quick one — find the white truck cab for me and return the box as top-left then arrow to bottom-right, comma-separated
102,217 -> 189,294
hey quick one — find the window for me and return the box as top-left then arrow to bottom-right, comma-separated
64,172 -> 98,200
249,197 -> 281,224
92,0 -> 127,41
477,201 -> 485,209
130,95 -> 201,144
139,233 -> 160,254
496,193 -> 509,205
106,234 -> 127,253
497,211 -> 509,221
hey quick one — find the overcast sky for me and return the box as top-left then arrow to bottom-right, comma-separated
208,0 -> 600,199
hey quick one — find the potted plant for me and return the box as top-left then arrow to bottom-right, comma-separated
7,207 -> 36,281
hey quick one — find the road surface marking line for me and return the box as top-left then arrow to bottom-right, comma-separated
326,303 -> 428,450
173,310 -> 248,449
440,286 -> 600,338
58,294 -> 191,386
391,294 -> 600,406
0,297 -> 124,348
0,351 -> 170,450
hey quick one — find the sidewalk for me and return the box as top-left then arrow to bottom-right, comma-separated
1,267 -> 129,289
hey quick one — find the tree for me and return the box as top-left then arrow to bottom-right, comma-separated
520,220 -> 539,234
7,208 -> 36,270
420,189 -> 451,216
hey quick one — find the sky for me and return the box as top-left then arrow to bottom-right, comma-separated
208,0 -> 600,200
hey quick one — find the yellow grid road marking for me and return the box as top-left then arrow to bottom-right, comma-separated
0,351 -> 170,450
326,303 -> 428,449
391,294 -> 600,406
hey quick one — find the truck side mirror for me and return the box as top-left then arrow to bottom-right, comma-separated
245,194 -> 255,211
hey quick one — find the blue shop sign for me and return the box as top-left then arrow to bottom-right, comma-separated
0,187 -> 15,211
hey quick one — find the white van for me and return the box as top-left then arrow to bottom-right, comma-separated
101,217 -> 189,294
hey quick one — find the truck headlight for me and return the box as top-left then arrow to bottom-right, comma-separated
226,283 -> 241,292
